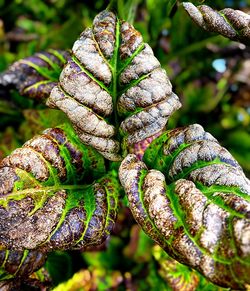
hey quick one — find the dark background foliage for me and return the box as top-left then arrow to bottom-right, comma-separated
0,0 -> 249,289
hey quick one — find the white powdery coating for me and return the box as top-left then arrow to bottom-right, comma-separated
119,154 -> 149,224
97,151 -> 122,162
120,44 -> 160,84
233,218 -> 250,256
119,21 -> 143,59
74,126 -> 121,161
60,61 -> 113,116
72,28 -> 112,85
183,3 -> 244,40
214,192 -> 250,216
8,191 -> 66,249
199,5 -> 236,38
183,2 -> 206,28
93,10 -> 116,59
172,233 -> 202,268
1,147 -> 49,181
163,124 -> 217,156
119,154 -> 171,249
189,164 -> 250,195
143,170 -> 177,239
118,68 -> 172,112
200,204 -> 229,253
0,167 -> 18,196
199,255 -> 217,281
76,130 -> 119,154
121,93 -> 181,145
174,179 -> 207,234
24,136 -> 66,180
119,154 -> 146,190
169,140 -> 240,177
48,86 -> 115,138
222,8 -> 250,39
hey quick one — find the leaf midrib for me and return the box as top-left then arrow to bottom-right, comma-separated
110,18 -> 121,129
0,184 -> 89,201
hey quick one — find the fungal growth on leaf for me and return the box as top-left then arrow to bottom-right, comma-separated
0,123 -> 120,255
152,245 -> 201,290
183,2 -> 250,45
0,250 -> 47,281
119,124 -> 250,290
47,10 -> 181,161
0,50 -> 70,101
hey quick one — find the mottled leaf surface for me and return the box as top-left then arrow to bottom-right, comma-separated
152,245 -> 227,291
183,3 -> 250,45
0,123 -> 121,253
47,10 -> 181,161
119,124 -> 250,289
0,250 -> 47,281
0,50 -> 70,101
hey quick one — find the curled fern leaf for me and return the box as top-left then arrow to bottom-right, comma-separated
0,50 -> 70,101
119,124 -> 250,289
47,10 -> 181,161
0,123 -> 120,251
183,2 -> 250,45
0,250 -> 47,280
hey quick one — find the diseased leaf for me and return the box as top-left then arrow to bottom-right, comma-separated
46,10 -> 181,161
0,250 -> 47,281
153,245 -> 200,291
0,50 -> 70,102
119,124 -> 250,289
0,123 -> 121,252
153,245 -> 229,291
183,2 -> 250,45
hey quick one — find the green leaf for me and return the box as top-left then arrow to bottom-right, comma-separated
0,123 -> 121,252
119,124 -> 250,289
46,10 -> 181,161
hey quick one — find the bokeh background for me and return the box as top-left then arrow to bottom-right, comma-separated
0,0 -> 249,290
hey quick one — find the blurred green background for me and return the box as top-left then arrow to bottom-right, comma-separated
0,0 -> 249,289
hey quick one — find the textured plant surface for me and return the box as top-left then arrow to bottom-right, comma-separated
0,50 -> 70,101
1,124 -> 121,248
0,123 -> 121,284
0,250 -> 47,280
183,2 -> 250,45
119,124 -> 250,289
46,10 -> 181,161
0,1 -> 250,290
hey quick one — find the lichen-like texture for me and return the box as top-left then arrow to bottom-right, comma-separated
183,2 -> 250,45
119,124 -> 250,290
0,50 -> 70,101
0,250 -> 47,281
0,123 -> 121,279
47,10 -> 181,161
